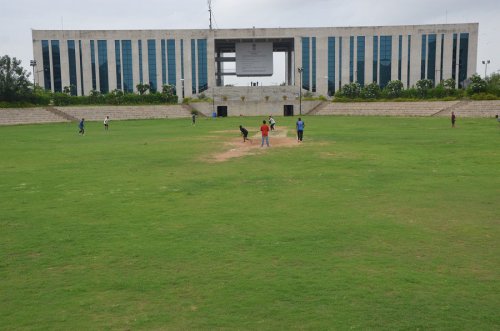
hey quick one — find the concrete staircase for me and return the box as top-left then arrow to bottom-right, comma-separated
56,105 -> 192,121
0,108 -> 69,126
314,101 -> 460,117
433,100 -> 500,118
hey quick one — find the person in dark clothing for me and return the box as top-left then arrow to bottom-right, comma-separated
78,118 -> 85,135
239,125 -> 251,143
296,117 -> 305,142
451,112 -> 456,128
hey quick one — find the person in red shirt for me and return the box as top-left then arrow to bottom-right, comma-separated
260,120 -> 270,147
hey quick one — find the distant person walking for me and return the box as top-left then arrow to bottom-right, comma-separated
239,125 -> 251,143
104,116 -> 109,131
269,116 -> 276,131
296,117 -> 305,142
496,114 -> 499,125
192,113 -> 196,125
78,118 -> 85,135
260,120 -> 270,147
451,111 -> 456,128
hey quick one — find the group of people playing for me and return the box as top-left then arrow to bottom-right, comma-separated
239,116 -> 305,147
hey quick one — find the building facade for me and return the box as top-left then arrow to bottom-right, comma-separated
32,23 -> 478,98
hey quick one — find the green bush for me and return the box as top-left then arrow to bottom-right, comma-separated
384,80 -> 404,98
361,82 -> 381,99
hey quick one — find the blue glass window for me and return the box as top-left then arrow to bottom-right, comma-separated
148,39 -> 157,92
427,34 -> 436,85
115,40 -> 122,90
138,40 -> 143,83
181,39 -> 184,80
440,34 -> 444,82
327,37 -> 335,96
197,39 -> 208,93
458,33 -> 469,87
51,40 -> 62,92
349,36 -> 354,83
90,40 -> 96,90
161,39 -> 166,86
301,37 -> 310,90
121,40 -> 133,93
41,40 -> 51,90
79,40 -> 84,95
312,37 -> 316,92
339,37 -> 342,87
97,40 -> 109,93
191,39 -> 196,94
67,40 -> 77,95
398,35 -> 402,81
452,33 -> 457,81
373,36 -> 378,83
167,39 -> 176,93
421,34 -> 427,80
357,36 -> 365,86
379,36 -> 392,88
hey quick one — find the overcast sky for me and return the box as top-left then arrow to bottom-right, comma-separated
1,0 -> 498,85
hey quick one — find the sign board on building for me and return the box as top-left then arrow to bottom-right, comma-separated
235,42 -> 273,77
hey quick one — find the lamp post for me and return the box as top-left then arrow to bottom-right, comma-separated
30,60 -> 37,86
482,60 -> 490,78
297,67 -> 303,116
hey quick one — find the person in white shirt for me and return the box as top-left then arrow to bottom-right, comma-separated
269,116 -> 276,131
104,116 -> 109,131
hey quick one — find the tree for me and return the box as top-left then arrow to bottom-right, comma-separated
136,83 -> 150,95
0,55 -> 32,102
467,74 -> 487,94
416,79 -> 434,98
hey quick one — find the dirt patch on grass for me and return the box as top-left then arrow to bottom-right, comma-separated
207,126 -> 302,162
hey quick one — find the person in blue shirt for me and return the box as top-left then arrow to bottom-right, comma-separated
296,117 -> 305,142
78,118 -> 85,135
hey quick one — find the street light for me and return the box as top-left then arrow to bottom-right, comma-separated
297,67 -> 303,116
30,60 -> 37,86
482,60 -> 490,78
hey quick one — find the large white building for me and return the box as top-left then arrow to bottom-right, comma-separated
32,23 -> 478,98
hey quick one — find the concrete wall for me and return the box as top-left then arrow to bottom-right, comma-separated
189,100 -> 322,117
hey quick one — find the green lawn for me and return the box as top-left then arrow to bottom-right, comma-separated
0,116 -> 499,330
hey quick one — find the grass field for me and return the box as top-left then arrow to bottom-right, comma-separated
1,116 -> 499,330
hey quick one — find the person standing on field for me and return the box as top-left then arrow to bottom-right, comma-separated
192,113 -> 196,125
269,116 -> 276,131
104,116 -> 109,131
296,117 -> 305,142
78,118 -> 85,135
451,111 -> 456,128
260,120 -> 270,147
239,125 -> 251,143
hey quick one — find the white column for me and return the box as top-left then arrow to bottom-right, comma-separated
391,35 -> 399,82
401,35 -> 409,87
316,36 -> 328,96
341,36 -> 349,87
435,34 -> 442,83
60,40 -> 70,90
108,40 -> 117,92
80,40 -> 91,94
409,34 -> 420,87
132,39 -> 140,93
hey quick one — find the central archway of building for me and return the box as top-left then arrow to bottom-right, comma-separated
217,106 -> 228,117
284,105 -> 294,117
214,38 -> 295,87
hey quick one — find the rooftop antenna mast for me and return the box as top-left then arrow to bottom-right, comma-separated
208,0 -> 213,30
